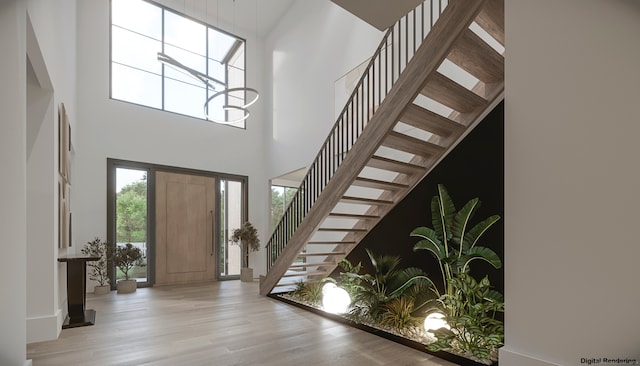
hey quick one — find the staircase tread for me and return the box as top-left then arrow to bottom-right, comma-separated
317,227 -> 368,232
307,241 -> 357,245
367,155 -> 426,174
383,131 -> 446,157
475,0 -> 504,46
289,262 -> 335,268
283,270 -> 328,278
353,176 -> 409,190
400,104 -> 465,139
298,252 -> 347,257
328,212 -> 380,219
447,28 -> 504,83
341,196 -> 394,205
274,281 -> 304,287
421,72 -> 487,113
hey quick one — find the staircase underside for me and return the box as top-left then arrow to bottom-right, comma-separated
261,0 -> 504,295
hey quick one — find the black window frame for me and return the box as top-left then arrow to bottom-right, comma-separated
109,0 -> 248,128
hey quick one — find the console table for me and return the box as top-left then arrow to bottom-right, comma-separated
58,255 -> 101,329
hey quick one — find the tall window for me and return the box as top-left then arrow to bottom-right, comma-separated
220,179 -> 244,278
110,0 -> 247,128
115,167 -> 149,284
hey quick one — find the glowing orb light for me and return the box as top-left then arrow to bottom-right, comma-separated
424,312 -> 450,337
322,283 -> 351,314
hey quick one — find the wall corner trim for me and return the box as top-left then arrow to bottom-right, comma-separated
26,310 -> 61,344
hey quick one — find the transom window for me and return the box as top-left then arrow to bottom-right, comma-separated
110,0 -> 247,128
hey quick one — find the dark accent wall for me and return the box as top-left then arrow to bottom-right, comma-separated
340,101 -> 504,293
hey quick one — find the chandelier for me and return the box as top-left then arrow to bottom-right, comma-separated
157,0 -> 259,126
157,52 -> 259,125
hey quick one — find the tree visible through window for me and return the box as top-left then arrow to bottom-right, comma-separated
115,168 -> 148,282
271,185 -> 298,230
116,180 -> 147,244
110,0 -> 247,128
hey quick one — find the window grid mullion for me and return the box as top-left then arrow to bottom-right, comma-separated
161,8 -> 165,111
111,0 -> 247,127
206,26 -> 210,118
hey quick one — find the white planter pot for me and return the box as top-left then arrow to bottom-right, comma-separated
117,279 -> 137,294
94,285 -> 111,295
240,267 -> 253,282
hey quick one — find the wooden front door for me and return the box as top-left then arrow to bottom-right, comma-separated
155,171 -> 216,285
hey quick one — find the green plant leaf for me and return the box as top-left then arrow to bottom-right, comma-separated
388,273 -> 438,299
427,341 -> 449,352
437,184 -> 456,225
433,185 -> 456,241
485,333 -> 504,346
432,327 -> 456,340
472,347 -> 490,360
485,289 -> 504,303
365,248 -> 377,269
452,197 -> 480,247
462,214 -> 501,250
379,295 -> 422,334
411,227 -> 445,260
390,267 -> 426,289
431,196 -> 446,241
459,246 -> 502,272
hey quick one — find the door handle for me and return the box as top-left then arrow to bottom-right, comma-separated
210,210 -> 215,256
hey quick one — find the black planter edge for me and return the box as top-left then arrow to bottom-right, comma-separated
268,293 -> 498,366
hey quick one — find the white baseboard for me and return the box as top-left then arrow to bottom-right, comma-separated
24,360 -> 33,366
26,309 -> 62,344
499,347 -> 561,366
56,307 -> 64,338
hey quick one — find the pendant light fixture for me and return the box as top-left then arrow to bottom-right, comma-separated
158,0 -> 259,125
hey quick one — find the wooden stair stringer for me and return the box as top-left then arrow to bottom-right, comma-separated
316,85 -> 504,280
260,0 -> 490,296
309,0 -> 508,281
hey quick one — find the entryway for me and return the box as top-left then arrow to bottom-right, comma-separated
107,159 -> 247,288
155,171 -> 216,285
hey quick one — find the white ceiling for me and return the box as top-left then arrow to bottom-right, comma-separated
157,0 -> 295,37
330,0 -> 423,31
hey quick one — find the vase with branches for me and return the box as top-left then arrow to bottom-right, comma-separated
81,237 -> 111,294
231,221 -> 260,282
112,243 -> 144,293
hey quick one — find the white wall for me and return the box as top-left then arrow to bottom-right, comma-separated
265,0 -> 383,180
74,0 -> 381,281
502,1 -> 640,365
26,59 -> 60,343
74,0 -> 269,276
0,1 -> 28,365
24,0 -> 78,344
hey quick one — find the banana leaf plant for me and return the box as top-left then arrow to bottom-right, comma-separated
410,184 -> 501,303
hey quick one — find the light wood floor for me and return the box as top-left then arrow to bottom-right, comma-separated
27,281 -> 456,366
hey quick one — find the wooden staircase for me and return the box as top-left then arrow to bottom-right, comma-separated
261,0 -> 504,295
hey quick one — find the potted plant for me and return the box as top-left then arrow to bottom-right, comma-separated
81,237 -> 110,295
231,221 -> 260,282
112,243 -> 143,293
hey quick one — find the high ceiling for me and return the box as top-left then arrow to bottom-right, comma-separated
157,0 -> 295,37
330,0 -> 424,31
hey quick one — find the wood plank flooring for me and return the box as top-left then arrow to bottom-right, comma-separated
27,281 -> 455,366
